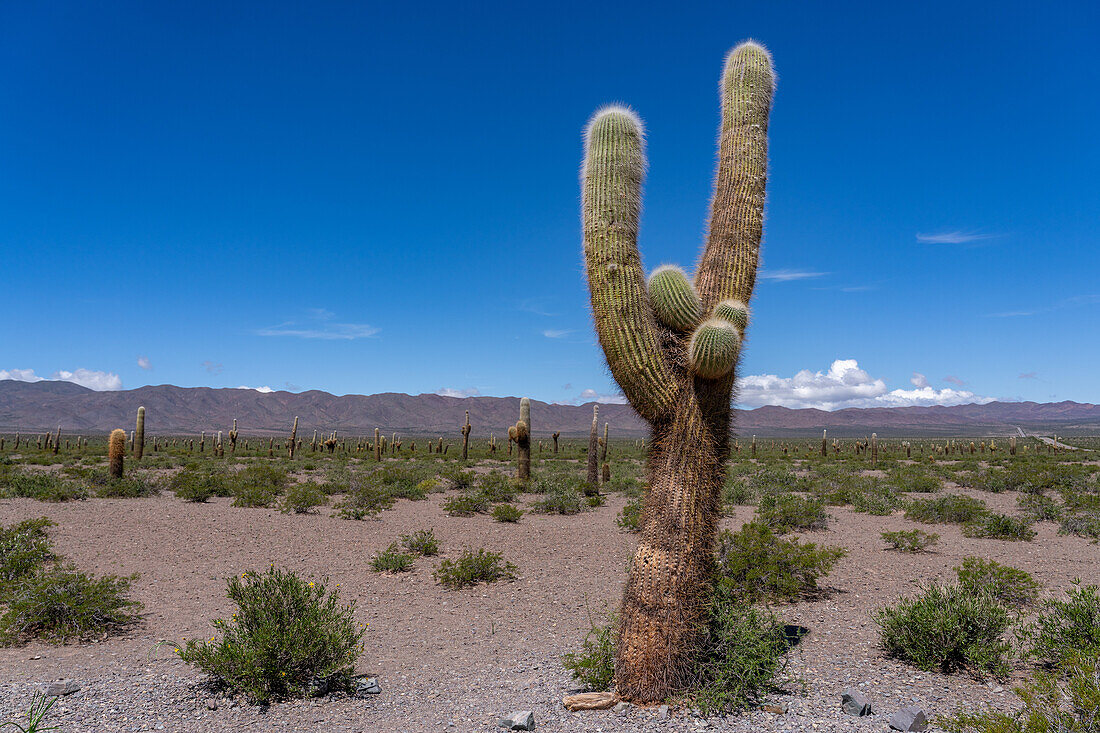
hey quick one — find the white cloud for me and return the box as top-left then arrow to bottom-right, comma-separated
542,329 -> 573,339
0,368 -> 123,391
435,387 -> 481,398
737,359 -> 992,410
237,385 -> 275,393
577,388 -> 627,405
257,322 -> 379,340
137,355 -> 152,370
916,230 -> 997,245
758,269 -> 827,282
943,375 -> 967,386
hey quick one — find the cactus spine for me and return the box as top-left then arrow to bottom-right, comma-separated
585,404 -> 599,486
108,429 -> 125,478
581,42 -> 774,701
134,407 -> 145,460
512,398 -> 531,482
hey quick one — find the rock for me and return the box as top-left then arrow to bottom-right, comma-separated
44,679 -> 80,697
613,701 -> 631,715
498,710 -> 535,730
309,677 -> 330,697
841,688 -> 872,716
658,704 -> 670,720
355,677 -> 381,696
762,702 -> 788,714
204,698 -> 218,710
889,706 -> 929,731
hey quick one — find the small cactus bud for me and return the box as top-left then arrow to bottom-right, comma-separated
712,299 -> 749,331
647,265 -> 702,332
687,319 -> 741,379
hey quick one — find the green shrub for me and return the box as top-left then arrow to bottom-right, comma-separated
368,464 -> 433,500
1059,513 -> 1100,539
336,480 -> 396,519
232,483 -> 279,508
905,494 -> 988,524
1021,582 -> 1100,667
177,567 -> 363,703
850,480 -> 905,516
280,482 -> 327,514
434,549 -> 517,589
962,514 -> 1036,541
491,504 -> 523,523
0,518 -> 55,597
442,468 -> 477,491
476,472 -> 518,502
69,468 -> 158,498
748,466 -> 803,496
713,522 -> 845,604
0,471 -> 86,502
561,613 -> 616,692
370,543 -> 415,573
942,650 -> 1100,733
888,466 -> 942,494
401,529 -> 439,556
170,467 -> 231,502
1016,493 -> 1062,522
881,529 -> 939,553
586,494 -> 605,507
0,566 -> 139,645
617,497 -> 642,532
954,558 -> 1040,607
756,493 -> 828,532
686,587 -> 791,714
530,486 -> 586,515
875,583 -> 1011,677
721,479 -> 754,509
441,492 -> 491,517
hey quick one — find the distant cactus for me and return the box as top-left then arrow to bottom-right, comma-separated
586,405 -> 599,486
461,411 -> 472,460
108,429 -> 125,478
375,428 -> 381,461
289,416 -> 298,458
53,425 -> 60,455
134,407 -> 145,460
512,398 -> 531,482
581,42 -> 774,700
552,431 -> 560,454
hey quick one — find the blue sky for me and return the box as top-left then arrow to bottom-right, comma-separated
2,1 -> 1098,409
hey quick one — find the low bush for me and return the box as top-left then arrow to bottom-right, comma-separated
888,466 -> 941,494
476,472 -> 518,503
177,567 -> 363,703
370,543 -> 415,573
441,492 -> 491,517
0,470 -> 86,502
0,566 -> 140,645
401,529 -> 439,556
713,522 -> 845,604
530,486 -> 586,515
905,494 -> 988,525
69,468 -> 158,498
279,482 -> 327,514
685,586 -> 791,714
721,479 -> 754,509
561,613 -> 616,692
491,504 -> 523,523
875,583 -> 1011,677
1059,513 -> 1100,540
756,493 -> 828,532
748,466 -> 804,496
961,514 -> 1036,541
1020,582 -> 1100,667
881,529 -> 939,553
586,494 -> 605,508
850,480 -> 905,516
617,497 -> 642,532
1016,493 -> 1062,522
0,518 -> 55,597
942,650 -> 1100,733
170,467 -> 231,502
954,558 -> 1039,607
336,479 -> 396,519
232,483 -> 279,508
434,549 -> 517,590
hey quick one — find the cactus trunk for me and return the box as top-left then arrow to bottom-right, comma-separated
461,411 -> 471,460
108,429 -> 125,479
580,42 -> 774,702
586,405 -> 599,486
134,407 -> 145,460
514,398 -> 531,482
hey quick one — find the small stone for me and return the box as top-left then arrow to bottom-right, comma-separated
889,706 -> 929,731
204,698 -> 218,710
762,703 -> 788,714
658,704 -> 670,720
44,680 -> 80,697
841,688 -> 872,716
613,701 -> 631,715
355,677 -> 381,696
498,710 -> 535,730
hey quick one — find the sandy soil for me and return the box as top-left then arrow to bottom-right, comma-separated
0,486 -> 1096,732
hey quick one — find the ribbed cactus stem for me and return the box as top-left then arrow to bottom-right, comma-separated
581,41 -> 774,702
134,407 -> 145,460
289,416 -> 298,458
374,428 -> 381,462
515,397 -> 531,482
53,425 -> 61,455
586,405 -> 599,485
461,410 -> 471,460
108,429 -> 125,479
552,431 -> 560,454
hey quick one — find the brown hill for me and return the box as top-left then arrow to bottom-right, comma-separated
1,380 -> 1098,438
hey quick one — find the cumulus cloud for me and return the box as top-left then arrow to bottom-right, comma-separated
0,368 -> 123,391
737,359 -> 993,410
916,230 -> 998,245
576,388 -> 627,405
237,385 -> 275,393
435,387 -> 481,398
137,356 -> 152,370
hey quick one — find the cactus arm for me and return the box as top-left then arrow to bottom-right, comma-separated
582,106 -> 676,424
694,41 -> 775,312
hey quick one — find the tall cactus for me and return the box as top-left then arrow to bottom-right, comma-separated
461,411 -> 472,460
289,416 -> 298,458
108,429 -> 126,479
581,41 -> 774,701
585,404 -> 599,486
134,406 -> 145,460
512,398 -> 531,482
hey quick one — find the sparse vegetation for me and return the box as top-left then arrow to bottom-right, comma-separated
881,529 -> 939,553
433,549 -> 517,590
713,522 -> 845,604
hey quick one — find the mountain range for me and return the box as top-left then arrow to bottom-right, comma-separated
1,380 -> 1098,438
